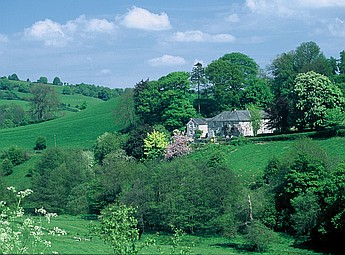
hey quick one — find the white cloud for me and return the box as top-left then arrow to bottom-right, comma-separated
328,17 -> 345,37
121,6 -> 171,31
147,55 -> 186,67
24,15 -> 117,47
0,33 -> 9,43
245,0 -> 345,16
226,14 -> 240,23
171,30 -> 235,43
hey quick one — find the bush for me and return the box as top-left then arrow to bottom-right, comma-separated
34,136 -> 47,151
244,221 -> 276,252
1,158 -> 13,176
1,146 -> 29,166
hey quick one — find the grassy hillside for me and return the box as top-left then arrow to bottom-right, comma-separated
0,97 -> 125,150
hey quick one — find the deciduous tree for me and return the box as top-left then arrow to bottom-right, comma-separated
293,71 -> 344,129
30,83 -> 60,121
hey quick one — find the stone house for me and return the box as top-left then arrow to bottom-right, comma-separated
186,109 -> 273,138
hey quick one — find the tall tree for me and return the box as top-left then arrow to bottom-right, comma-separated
30,83 -> 60,121
133,72 -> 196,131
37,76 -> 48,84
205,52 -> 258,111
294,41 -> 331,76
293,71 -> 344,129
190,62 -> 207,113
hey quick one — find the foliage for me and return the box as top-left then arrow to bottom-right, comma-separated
66,83 -> 123,101
0,103 -> 27,128
143,130 -> 168,160
247,104 -> 262,136
242,78 -> 273,108
190,62 -> 207,113
112,88 -> 137,127
95,204 -> 139,255
133,72 -> 196,131
31,148 -> 93,213
1,158 -> 14,176
205,52 -> 258,110
244,220 -> 276,252
34,136 -> 47,151
165,130 -> 192,160
1,146 -> 29,166
30,83 -> 60,121
8,73 -> 19,81
52,77 -> 62,86
124,123 -> 153,160
37,76 -> 48,84
293,71 -> 345,129
0,186 -> 66,254
93,132 -> 127,163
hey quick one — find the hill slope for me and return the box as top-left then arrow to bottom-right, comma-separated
0,97 -> 125,150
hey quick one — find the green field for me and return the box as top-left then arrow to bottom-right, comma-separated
0,97 -> 124,150
41,215 -> 324,255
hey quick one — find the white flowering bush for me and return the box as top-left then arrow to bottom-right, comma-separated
0,186 -> 66,254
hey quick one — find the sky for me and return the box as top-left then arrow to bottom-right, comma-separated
0,0 -> 345,88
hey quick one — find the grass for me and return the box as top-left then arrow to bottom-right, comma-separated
0,97 -> 125,151
41,215 -> 325,255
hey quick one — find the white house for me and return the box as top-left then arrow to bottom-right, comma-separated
187,110 -> 274,138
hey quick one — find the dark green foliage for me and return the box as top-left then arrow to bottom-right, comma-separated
8,73 -> 19,81
1,158 -> 14,176
0,104 -> 27,128
37,76 -> 48,84
30,83 -> 60,121
205,52 -> 259,111
34,136 -> 47,151
71,83 -> 122,100
31,148 -> 93,213
53,76 -> 62,85
93,148 -> 244,235
1,146 -> 29,166
124,123 -> 153,160
93,132 -> 127,163
133,72 -> 196,131
244,220 -> 276,252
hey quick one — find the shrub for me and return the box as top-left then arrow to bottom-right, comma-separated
1,158 -> 14,176
34,136 -> 47,151
244,220 -> 276,252
1,146 -> 29,166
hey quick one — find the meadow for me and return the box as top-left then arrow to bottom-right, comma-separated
1,86 -> 343,254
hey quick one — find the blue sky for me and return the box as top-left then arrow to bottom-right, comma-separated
0,0 -> 345,88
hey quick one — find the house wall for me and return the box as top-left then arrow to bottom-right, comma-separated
187,120 -> 208,138
257,119 -> 274,135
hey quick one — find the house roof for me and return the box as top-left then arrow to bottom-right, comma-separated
210,110 -> 251,122
190,118 -> 208,125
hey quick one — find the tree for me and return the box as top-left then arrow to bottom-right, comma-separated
247,104 -> 263,136
294,41 -> 331,76
190,62 -> 207,113
37,76 -> 48,84
1,158 -> 14,176
53,76 -> 62,85
133,72 -> 196,131
205,52 -> 258,111
242,78 -> 273,108
93,132 -> 127,163
112,89 -> 137,128
8,73 -> 19,81
143,130 -> 168,160
293,71 -> 345,129
30,83 -> 60,121
165,130 -> 192,160
96,204 -> 139,255
34,136 -> 47,151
